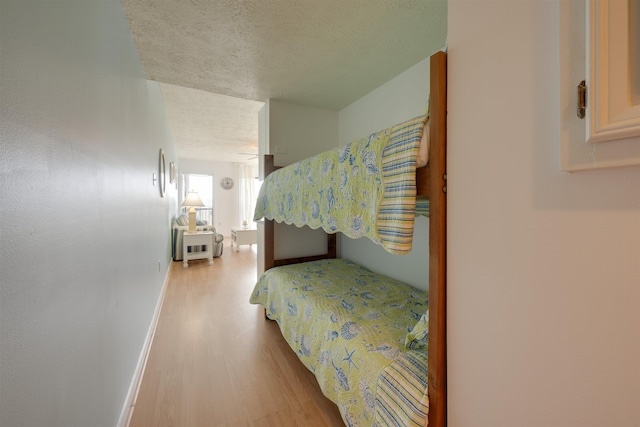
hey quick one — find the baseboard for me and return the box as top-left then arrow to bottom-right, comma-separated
116,262 -> 173,427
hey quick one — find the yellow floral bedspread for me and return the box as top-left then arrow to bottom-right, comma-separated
253,116 -> 428,255
250,259 -> 430,427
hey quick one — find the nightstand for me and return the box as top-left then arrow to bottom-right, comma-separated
182,231 -> 215,268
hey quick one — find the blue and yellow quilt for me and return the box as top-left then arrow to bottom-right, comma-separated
253,116 -> 428,255
250,259 -> 430,427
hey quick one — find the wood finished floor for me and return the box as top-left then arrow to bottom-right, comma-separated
129,242 -> 344,427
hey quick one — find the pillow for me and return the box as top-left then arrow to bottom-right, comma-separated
416,96 -> 430,168
176,215 -> 190,226
405,310 -> 429,350
416,117 -> 429,168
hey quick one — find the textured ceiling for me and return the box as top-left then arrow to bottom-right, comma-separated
122,0 -> 447,164
159,83 -> 264,163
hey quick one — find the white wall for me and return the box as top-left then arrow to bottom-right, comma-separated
338,58 -> 431,290
259,99 -> 339,262
268,99 -> 339,166
178,159 -> 242,237
0,1 -> 177,426
448,1 -> 640,426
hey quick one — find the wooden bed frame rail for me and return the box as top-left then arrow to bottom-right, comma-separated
416,166 -> 431,198
260,51 -> 447,427
427,50 -> 447,427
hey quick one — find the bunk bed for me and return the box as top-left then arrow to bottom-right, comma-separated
251,51 -> 447,427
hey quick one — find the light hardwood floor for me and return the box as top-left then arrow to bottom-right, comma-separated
129,242 -> 344,427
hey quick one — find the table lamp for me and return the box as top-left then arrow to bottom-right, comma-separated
181,190 -> 205,232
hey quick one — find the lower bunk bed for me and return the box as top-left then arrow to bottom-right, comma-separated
250,258 -> 430,427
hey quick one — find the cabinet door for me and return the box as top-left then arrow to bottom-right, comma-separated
559,0 -> 640,171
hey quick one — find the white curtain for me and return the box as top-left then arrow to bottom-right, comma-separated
238,164 -> 257,227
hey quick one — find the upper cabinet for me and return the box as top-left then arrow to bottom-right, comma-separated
560,0 -> 640,171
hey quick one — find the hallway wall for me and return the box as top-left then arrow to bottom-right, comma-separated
0,1 -> 178,425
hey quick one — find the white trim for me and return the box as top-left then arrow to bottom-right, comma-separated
116,263 -> 172,427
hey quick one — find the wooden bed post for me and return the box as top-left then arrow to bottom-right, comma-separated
428,50 -> 447,427
262,155 -> 277,273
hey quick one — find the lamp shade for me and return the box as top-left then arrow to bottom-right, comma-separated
182,190 -> 205,208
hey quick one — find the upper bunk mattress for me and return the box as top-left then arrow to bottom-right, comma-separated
254,115 -> 428,255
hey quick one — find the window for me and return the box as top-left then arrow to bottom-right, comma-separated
182,173 -> 214,225
238,164 -> 258,227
